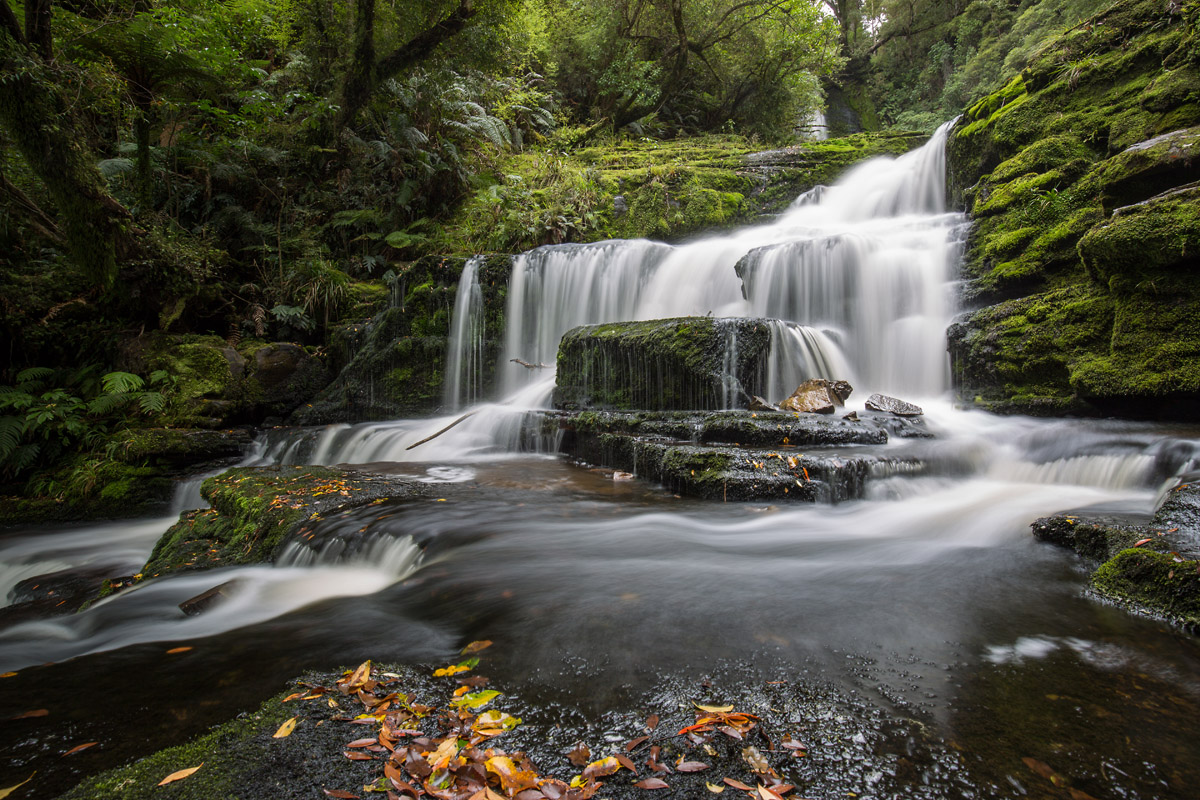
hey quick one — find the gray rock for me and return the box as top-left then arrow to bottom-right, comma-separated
613,195 -> 628,218
865,393 -> 924,416
748,395 -> 778,412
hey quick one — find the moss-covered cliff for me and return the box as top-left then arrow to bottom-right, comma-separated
947,0 -> 1200,419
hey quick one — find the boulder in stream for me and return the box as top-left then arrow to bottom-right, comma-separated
865,393 -> 924,416
778,379 -> 852,414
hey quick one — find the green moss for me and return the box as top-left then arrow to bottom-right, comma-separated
989,135 -> 1096,184
554,318 -> 772,411
1092,548 -> 1200,629
1078,187 -> 1200,277
138,465 -> 411,580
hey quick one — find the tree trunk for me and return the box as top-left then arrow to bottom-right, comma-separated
0,42 -> 133,287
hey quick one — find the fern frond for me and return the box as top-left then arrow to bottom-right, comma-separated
101,371 -> 145,395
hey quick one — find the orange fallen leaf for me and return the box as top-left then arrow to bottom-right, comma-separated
273,717 -> 298,738
461,640 -> 493,654
1134,538 -> 1153,547
10,709 -> 48,720
166,646 -> 193,654
158,764 -> 202,786
323,790 -> 360,799
63,742 -> 98,756
1,672 -> 17,678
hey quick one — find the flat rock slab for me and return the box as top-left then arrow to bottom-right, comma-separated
550,410 -> 927,502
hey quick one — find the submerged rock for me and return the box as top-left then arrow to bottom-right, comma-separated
864,393 -> 924,416
554,317 -> 772,411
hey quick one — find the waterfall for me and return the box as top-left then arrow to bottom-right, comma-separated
444,255 -> 487,410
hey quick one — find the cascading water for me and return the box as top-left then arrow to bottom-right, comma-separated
444,255 -> 487,410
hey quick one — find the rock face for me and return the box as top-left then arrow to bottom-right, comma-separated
864,393 -> 923,416
554,317 -> 773,411
295,255 -> 510,422
946,0 -> 1200,420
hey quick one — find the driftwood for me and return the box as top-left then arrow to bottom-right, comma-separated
405,411 -> 477,450
510,358 -> 551,369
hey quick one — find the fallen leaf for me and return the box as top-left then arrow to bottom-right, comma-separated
634,778 -> 670,790
694,703 -> 734,713
646,714 -> 659,730
706,781 -> 726,794
615,754 -> 638,774
567,742 -> 591,766
1134,538 -> 1153,547
343,751 -> 374,761
582,756 -> 622,780
724,778 -> 754,791
1,672 -> 17,678
461,640 -> 493,654
1022,757 -> 1058,782
0,773 -> 34,799
757,785 -> 785,800
625,735 -> 649,751
452,689 -> 501,710
323,791 -> 360,799
1068,788 -> 1101,800
273,717 -> 298,738
345,738 -> 377,748
743,746 -> 771,774
10,709 -> 48,720
63,742 -> 98,756
158,764 -> 202,786
166,646 -> 193,654
677,761 -> 710,772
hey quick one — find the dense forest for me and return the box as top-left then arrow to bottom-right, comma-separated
1,0 -> 1195,514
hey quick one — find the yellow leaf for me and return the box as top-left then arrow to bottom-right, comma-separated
461,640 -> 493,655
0,772 -> 35,799
694,703 -> 734,713
157,764 -> 202,786
433,664 -> 470,677
273,717 -> 298,738
1,672 -> 17,678
706,782 -> 726,794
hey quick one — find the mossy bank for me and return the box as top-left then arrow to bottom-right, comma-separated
947,0 -> 1200,419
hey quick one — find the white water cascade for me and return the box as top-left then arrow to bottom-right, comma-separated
444,255 -> 487,410
496,120 -> 964,402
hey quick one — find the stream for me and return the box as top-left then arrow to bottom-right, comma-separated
2,124 -> 1200,799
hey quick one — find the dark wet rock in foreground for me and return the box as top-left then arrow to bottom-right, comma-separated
54,659 -> 982,800
1033,475 -> 1200,630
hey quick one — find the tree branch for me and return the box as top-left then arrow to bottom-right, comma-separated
1,0 -> 25,45
375,0 -> 477,82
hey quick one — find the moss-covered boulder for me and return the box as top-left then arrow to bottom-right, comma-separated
554,318 -> 773,411
1033,479 -> 1200,630
138,466 -> 432,581
946,0 -> 1200,418
295,255 -> 510,422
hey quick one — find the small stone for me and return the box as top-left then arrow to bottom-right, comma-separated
864,393 -> 924,416
842,410 -> 859,421
612,195 -> 628,218
748,395 -> 778,412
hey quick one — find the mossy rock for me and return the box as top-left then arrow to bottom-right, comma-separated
295,255 -> 510,422
1092,548 -> 1200,630
947,0 -> 1200,417
138,466 -> 431,580
110,427 -> 253,468
554,317 -> 772,411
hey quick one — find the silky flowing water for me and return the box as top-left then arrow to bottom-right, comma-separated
3,125 -> 1200,799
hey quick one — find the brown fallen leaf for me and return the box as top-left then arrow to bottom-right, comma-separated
1068,788 -> 1101,800
625,735 -> 649,751
158,764 -> 202,786
634,778 -> 670,790
63,742 -> 99,756
757,785 -> 785,800
10,709 -> 48,720
323,791 -> 360,799
461,640 -> 494,654
646,714 -> 659,730
724,778 -> 754,791
677,761 -> 710,772
1134,538 -> 1153,547
344,750 -> 374,761
1022,757 -> 1059,782
567,742 -> 591,767
615,754 -> 638,774
273,717 -> 298,738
